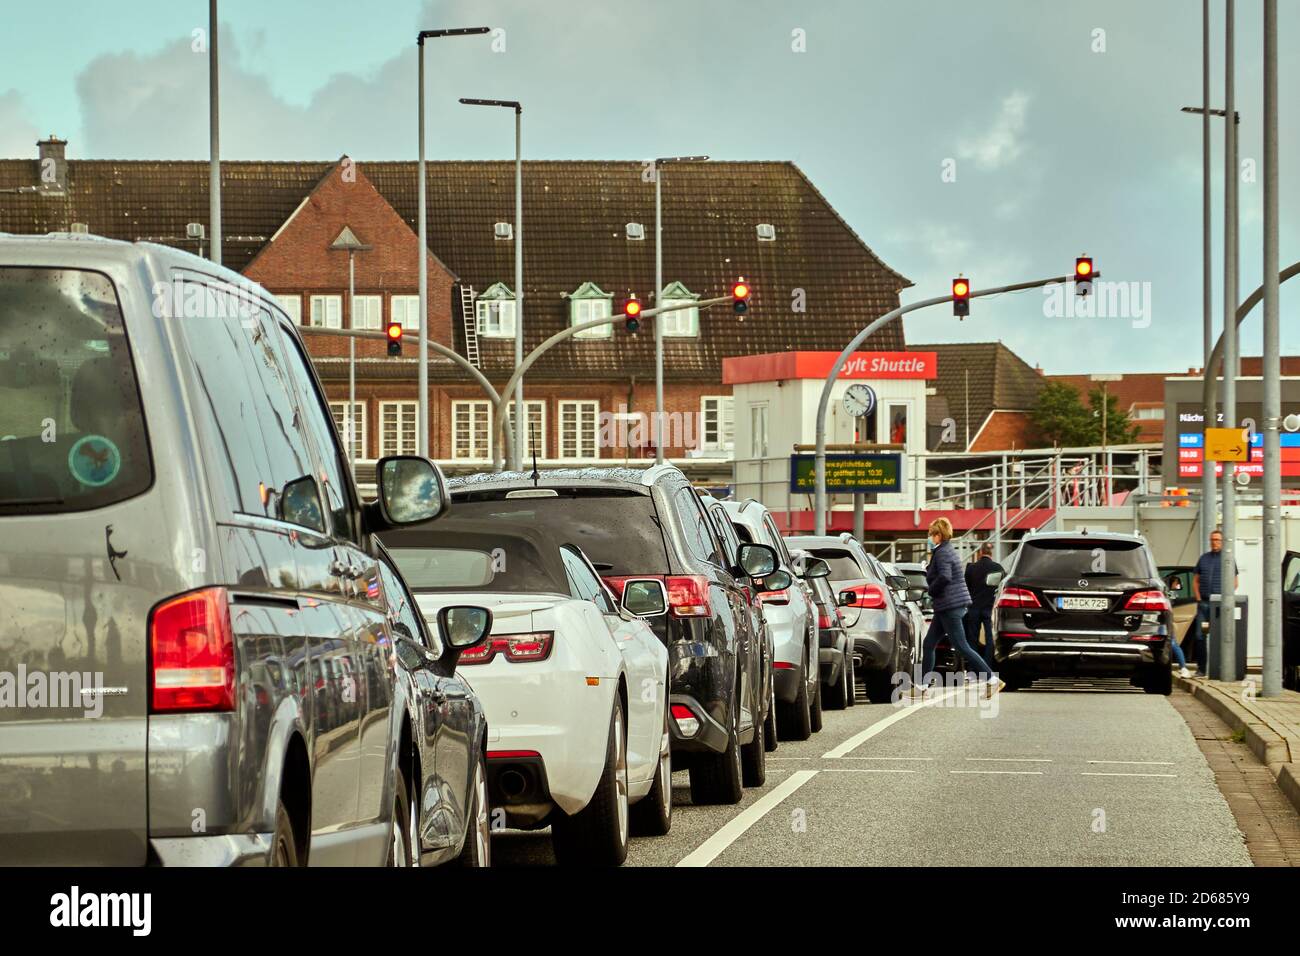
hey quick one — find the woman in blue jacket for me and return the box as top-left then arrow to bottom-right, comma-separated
920,518 -> 1003,696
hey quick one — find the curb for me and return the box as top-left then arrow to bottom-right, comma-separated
1175,674 -> 1300,817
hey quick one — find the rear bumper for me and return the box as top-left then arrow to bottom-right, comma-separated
668,693 -> 731,754
772,663 -> 805,703
486,753 -> 554,829
999,639 -> 1167,673
819,646 -> 847,685
149,832 -> 274,867
850,630 -> 893,671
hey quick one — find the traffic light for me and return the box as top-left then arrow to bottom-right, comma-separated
623,296 -> 642,333
386,321 -> 403,356
732,278 -> 751,315
952,277 -> 970,318
1075,256 -> 1096,297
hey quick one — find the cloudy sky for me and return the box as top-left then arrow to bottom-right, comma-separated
2,0 -> 1296,373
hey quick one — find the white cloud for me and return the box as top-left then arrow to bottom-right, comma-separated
957,91 -> 1030,171
0,90 -> 39,157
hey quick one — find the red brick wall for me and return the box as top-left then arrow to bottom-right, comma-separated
243,158 -> 455,347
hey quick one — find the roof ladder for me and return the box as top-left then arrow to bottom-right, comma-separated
459,285 -> 480,368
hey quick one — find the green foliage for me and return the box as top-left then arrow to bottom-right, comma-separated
1031,381 -> 1095,447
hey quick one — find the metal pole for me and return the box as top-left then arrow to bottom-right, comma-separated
513,106 -> 524,471
348,250 -> 356,472
654,166 -> 664,465
208,0 -> 221,266
1261,0 -> 1282,696
1201,0 -> 1216,557
1220,0 -> 1239,678
814,274 -> 1071,535
416,39 -> 429,459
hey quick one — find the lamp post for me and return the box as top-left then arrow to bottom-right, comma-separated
652,155 -> 708,464
208,0 -> 221,266
1261,0 -> 1282,696
461,97 -> 524,470
416,27 -> 490,459
1091,373 -> 1121,505
329,228 -> 372,471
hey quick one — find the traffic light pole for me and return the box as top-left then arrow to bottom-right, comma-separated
813,274 -> 1072,536
491,293 -> 737,468
306,326 -> 515,467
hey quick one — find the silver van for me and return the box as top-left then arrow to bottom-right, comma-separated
0,234 -> 478,865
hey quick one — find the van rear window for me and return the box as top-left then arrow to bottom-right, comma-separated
0,268 -> 151,513
1016,539 -> 1153,579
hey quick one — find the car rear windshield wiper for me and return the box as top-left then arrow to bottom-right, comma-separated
0,496 -> 67,507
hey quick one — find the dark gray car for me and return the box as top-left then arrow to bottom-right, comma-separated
0,235 -> 483,866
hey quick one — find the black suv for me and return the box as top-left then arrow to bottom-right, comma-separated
447,466 -> 777,805
991,531 -> 1175,694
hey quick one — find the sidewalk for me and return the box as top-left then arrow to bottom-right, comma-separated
1175,673 -> 1300,817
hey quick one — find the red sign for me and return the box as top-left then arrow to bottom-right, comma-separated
723,351 -> 937,385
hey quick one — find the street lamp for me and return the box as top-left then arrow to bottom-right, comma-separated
1090,373 -> 1121,505
329,227 -> 372,472
651,155 -> 709,465
416,26 -> 490,459
461,97 -> 524,470
208,0 -> 221,266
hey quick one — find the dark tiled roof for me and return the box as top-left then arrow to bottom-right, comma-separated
0,157 -> 910,380
910,342 -> 1045,450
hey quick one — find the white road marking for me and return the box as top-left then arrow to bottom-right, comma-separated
1086,760 -> 1176,766
1080,771 -> 1178,778
675,770 -> 820,868
964,757 -> 1053,763
820,767 -> 917,773
767,757 -> 813,761
950,769 -> 1044,775
822,688 -> 962,759
841,756 -> 934,761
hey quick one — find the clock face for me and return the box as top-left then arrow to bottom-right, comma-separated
842,384 -> 876,419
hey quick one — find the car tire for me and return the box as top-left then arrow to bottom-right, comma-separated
824,657 -> 850,710
690,689 -> 744,805
809,651 -> 825,732
457,757 -> 492,867
1143,665 -> 1173,696
387,765 -> 413,867
846,655 -> 857,707
270,798 -> 299,867
777,665 -> 813,741
630,705 -> 673,837
763,680 -> 779,752
552,696 -> 630,865
863,666 -> 893,704
741,694 -> 767,787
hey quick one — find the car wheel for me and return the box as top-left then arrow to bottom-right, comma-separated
763,679 -> 779,752
630,705 -> 673,837
846,655 -> 857,707
863,665 -> 893,703
270,798 -> 299,867
690,688 -> 744,805
777,663 -> 813,741
825,657 -> 850,710
552,695 -> 630,865
741,690 -> 767,787
387,765 -> 413,867
457,757 -> 492,867
809,640 -> 825,732
1143,665 -> 1173,696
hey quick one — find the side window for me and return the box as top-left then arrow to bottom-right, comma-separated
273,322 -> 357,542
177,283 -> 324,532
674,488 -> 721,566
708,506 -> 740,568
560,546 -> 614,613
762,514 -> 792,566
379,560 -> 440,654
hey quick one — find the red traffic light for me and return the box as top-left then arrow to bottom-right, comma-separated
386,321 -> 403,340
952,279 -> 969,298
952,277 -> 970,318
732,280 -> 750,301
624,298 -> 642,318
386,321 -> 402,356
1075,256 -> 1093,278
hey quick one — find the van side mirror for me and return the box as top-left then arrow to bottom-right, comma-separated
620,579 -> 668,618
760,570 -> 793,593
367,456 -> 448,531
886,574 -> 910,592
800,558 -> 831,580
736,542 -> 777,578
439,605 -> 493,649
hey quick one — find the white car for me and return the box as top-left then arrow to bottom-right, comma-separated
384,517 -> 671,866
722,499 -> 821,740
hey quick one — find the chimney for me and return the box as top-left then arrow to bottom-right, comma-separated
37,135 -> 68,194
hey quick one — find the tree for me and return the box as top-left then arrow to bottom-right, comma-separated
1087,384 -> 1140,446
1030,380 -> 1095,447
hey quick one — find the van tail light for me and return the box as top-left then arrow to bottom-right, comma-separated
759,589 -> 790,606
150,587 -> 236,713
458,632 -> 554,665
1123,590 -> 1172,612
996,587 -> 1042,609
603,573 -> 712,618
842,584 -> 887,609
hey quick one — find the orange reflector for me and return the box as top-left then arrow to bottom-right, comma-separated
586,677 -> 600,686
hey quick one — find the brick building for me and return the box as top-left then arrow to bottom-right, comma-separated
0,139 -> 913,465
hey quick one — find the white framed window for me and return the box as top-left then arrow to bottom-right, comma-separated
391,295 -> 420,329
474,283 -> 516,337
749,404 -> 769,458
569,283 -> 613,339
350,295 -> 382,331
275,293 -> 302,325
507,400 -> 547,460
559,400 -> 600,460
330,401 -> 367,461
452,401 -> 493,460
658,282 -> 699,337
379,401 -> 419,457
309,294 -> 342,329
700,396 -> 734,453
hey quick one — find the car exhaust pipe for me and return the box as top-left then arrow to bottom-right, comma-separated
499,769 -> 529,800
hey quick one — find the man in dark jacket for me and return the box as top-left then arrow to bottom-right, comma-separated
964,543 -> 1004,663
920,518 -> 1002,696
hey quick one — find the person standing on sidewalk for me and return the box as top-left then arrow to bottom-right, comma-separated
919,518 -> 1002,697
964,541 -> 1003,663
1189,529 -> 1239,675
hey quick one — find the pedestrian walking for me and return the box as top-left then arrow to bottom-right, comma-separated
918,518 -> 1003,697
964,542 -> 1003,663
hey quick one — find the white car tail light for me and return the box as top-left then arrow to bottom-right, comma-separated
671,703 -> 700,737
458,631 -> 555,665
